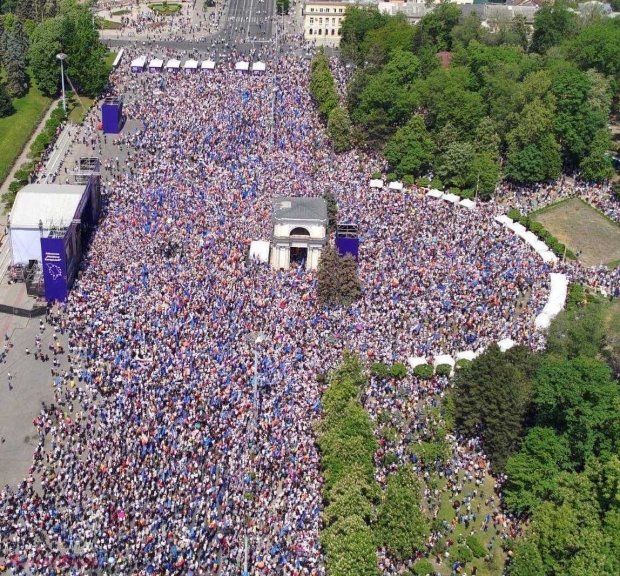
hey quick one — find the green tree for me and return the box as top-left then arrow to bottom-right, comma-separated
0,81 -> 14,117
473,117 -> 501,159
579,129 -> 614,182
323,468 -> 380,526
327,106 -> 352,153
360,13 -> 414,67
323,190 -> 338,233
453,345 -> 536,471
508,540 -> 545,576
317,245 -> 340,307
450,11 -> 482,48
506,144 -> 546,183
275,0 -> 288,15
321,515 -> 381,576
384,116 -> 435,178
534,356 -> 620,469
339,6 -> 387,65
504,427 -> 572,515
412,2 -> 461,53
310,52 -> 338,119
375,466 -> 430,560
339,253 -> 362,306
4,17 -> 27,97
530,1 -> 578,55
471,153 -> 500,200
435,141 -> 475,189
28,16 -> 63,95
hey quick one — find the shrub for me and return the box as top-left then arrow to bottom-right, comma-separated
8,180 -> 24,193
507,208 -> 521,221
455,358 -> 471,370
380,426 -> 398,443
371,171 -> 382,180
413,364 -> 434,379
466,535 -> 486,558
460,188 -> 473,199
435,364 -> 452,377
382,452 -> 398,466
449,187 -> 461,195
378,409 -> 391,425
431,179 -> 443,190
416,177 -> 431,187
413,559 -> 435,576
389,362 -> 407,380
33,132 -> 51,150
44,118 -> 60,136
386,172 -> 397,182
528,221 -> 543,234
402,175 -> 414,186
370,362 -> 389,379
519,216 -> 530,228
13,168 -> 31,183
455,545 -> 473,563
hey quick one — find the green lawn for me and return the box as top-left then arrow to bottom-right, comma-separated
68,95 -> 95,124
0,81 -> 52,188
112,8 -> 131,15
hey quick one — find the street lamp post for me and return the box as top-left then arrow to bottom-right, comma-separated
56,53 -> 67,113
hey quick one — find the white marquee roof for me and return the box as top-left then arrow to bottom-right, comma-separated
249,240 -> 270,263
369,179 -> 383,189
184,59 -> 199,69
166,59 -> 181,69
427,189 -> 443,198
10,184 -> 84,229
149,58 -> 163,68
235,61 -> 250,71
251,61 -> 266,72
201,60 -> 216,69
130,55 -> 146,68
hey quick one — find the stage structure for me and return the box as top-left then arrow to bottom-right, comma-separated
270,197 -> 327,270
8,161 -> 101,302
101,96 -> 123,134
335,223 -> 360,260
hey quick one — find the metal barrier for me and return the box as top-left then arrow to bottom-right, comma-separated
0,303 -> 47,318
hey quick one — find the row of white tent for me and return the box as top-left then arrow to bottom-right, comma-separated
130,55 -> 267,73
408,339 -> 517,376
493,215 -> 568,330
368,179 -> 477,209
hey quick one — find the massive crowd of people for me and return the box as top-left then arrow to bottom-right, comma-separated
0,48 -> 618,575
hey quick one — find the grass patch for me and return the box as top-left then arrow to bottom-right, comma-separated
606,259 -> 620,268
0,80 -> 52,188
67,95 -> 94,124
96,17 -> 124,29
112,8 -> 131,15
149,3 -> 182,14
531,198 -> 620,268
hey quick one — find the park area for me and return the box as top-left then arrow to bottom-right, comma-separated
531,198 -> 620,268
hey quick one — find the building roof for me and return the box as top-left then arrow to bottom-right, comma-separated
10,184 -> 85,229
273,197 -> 327,222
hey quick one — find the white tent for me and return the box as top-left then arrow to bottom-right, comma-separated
532,240 -> 549,253
235,61 -> 250,72
201,60 -> 216,70
512,222 -> 527,235
388,181 -> 403,190
130,55 -> 146,72
166,59 -> 181,70
536,273 -> 568,328
497,338 -> 516,352
459,198 -> 476,209
433,355 -> 455,368
249,240 -> 270,263
148,58 -> 163,71
539,250 -> 558,264
251,61 -> 266,73
494,215 -> 513,226
523,231 -> 539,246
455,350 -> 477,362
427,189 -> 443,199
184,59 -> 199,70
442,193 -> 460,204
112,48 -> 124,69
408,357 -> 428,369
369,179 -> 383,189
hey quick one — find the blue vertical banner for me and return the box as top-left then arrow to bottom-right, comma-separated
41,237 -> 68,302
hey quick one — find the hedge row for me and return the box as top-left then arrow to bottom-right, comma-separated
507,208 -> 577,260
318,353 -> 381,576
2,103 -> 67,210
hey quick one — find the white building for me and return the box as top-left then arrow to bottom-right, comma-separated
270,197 -> 328,270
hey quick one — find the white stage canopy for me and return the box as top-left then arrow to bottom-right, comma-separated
249,240 -> 270,263
235,61 -> 250,71
427,189 -> 443,199
455,351 -> 477,362
388,181 -> 403,190
494,215 -> 513,226
201,60 -> 216,69
251,61 -> 266,72
369,179 -> 383,189
166,59 -> 181,69
148,58 -> 163,70
184,59 -> 199,70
